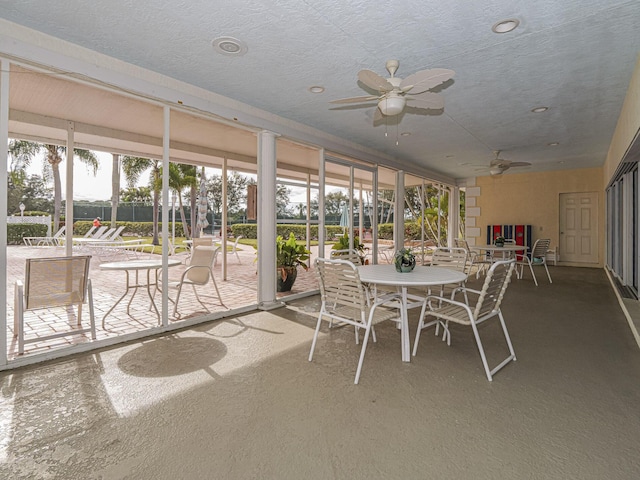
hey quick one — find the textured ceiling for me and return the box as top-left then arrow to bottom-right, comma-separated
0,0 -> 638,180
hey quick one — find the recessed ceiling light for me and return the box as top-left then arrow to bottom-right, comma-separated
212,36 -> 248,56
548,142 -> 560,146
308,86 -> 325,94
531,106 -> 548,113
400,132 -> 411,137
492,19 -> 520,34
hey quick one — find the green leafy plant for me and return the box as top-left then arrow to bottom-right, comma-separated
331,232 -> 365,254
276,232 -> 311,271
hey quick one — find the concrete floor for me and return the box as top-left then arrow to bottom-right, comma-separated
1,266 -> 639,479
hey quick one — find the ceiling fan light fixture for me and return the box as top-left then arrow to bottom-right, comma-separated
492,19 -> 520,34
490,167 -> 504,176
378,96 -> 405,116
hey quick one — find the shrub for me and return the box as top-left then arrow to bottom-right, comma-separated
7,224 -> 48,245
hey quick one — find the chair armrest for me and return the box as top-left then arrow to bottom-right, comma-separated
425,294 -> 474,317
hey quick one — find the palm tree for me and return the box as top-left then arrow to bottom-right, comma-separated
8,140 -> 98,231
166,163 -> 197,240
110,154 -> 121,227
122,156 -> 161,245
44,145 -> 99,232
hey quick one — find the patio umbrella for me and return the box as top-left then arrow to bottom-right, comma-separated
339,203 -> 349,228
196,174 -> 209,236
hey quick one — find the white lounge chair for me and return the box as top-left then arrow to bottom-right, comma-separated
23,226 -> 66,247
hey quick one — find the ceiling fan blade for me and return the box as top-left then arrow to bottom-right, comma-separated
509,161 -> 532,167
373,107 -> 383,124
400,68 -> 455,94
358,69 -> 394,92
330,95 -> 380,104
406,93 -> 444,110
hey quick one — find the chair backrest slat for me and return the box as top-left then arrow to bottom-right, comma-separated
473,259 -> 515,319
24,255 -> 91,310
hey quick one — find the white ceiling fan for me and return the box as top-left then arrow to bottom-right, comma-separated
477,151 -> 532,176
330,60 -> 455,121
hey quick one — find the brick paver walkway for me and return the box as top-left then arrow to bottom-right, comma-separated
5,243 -> 320,359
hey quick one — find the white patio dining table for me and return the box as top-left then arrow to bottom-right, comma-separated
100,258 -> 182,328
357,264 -> 468,362
473,244 -> 527,258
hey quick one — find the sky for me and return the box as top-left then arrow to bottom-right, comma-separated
25,151 -> 142,202
24,150 -> 312,203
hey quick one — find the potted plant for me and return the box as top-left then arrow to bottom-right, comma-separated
494,235 -> 505,247
331,232 -> 368,264
394,248 -> 416,273
276,232 -> 311,292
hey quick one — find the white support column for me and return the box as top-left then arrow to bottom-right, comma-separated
161,106 -> 170,326
306,172 -> 311,266
437,184 -> 442,247
318,149 -> 325,258
394,170 -> 405,249
222,157 -> 228,281
348,166 -> 354,250
0,59 -> 9,366
65,122 -> 75,256
449,186 -> 460,247
372,168 -> 379,263
358,182 -> 364,241
257,130 -> 281,310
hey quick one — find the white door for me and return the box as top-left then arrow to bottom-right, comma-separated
559,192 -> 598,264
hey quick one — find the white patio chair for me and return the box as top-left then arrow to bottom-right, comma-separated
168,246 -> 224,317
14,255 -> 96,355
413,259 -> 517,381
213,235 -> 244,264
309,257 -> 404,384
230,235 -> 243,263
454,238 -> 492,278
83,225 -> 97,238
427,247 -> 470,341
188,237 -> 213,261
330,248 -> 364,265
516,238 -> 552,286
